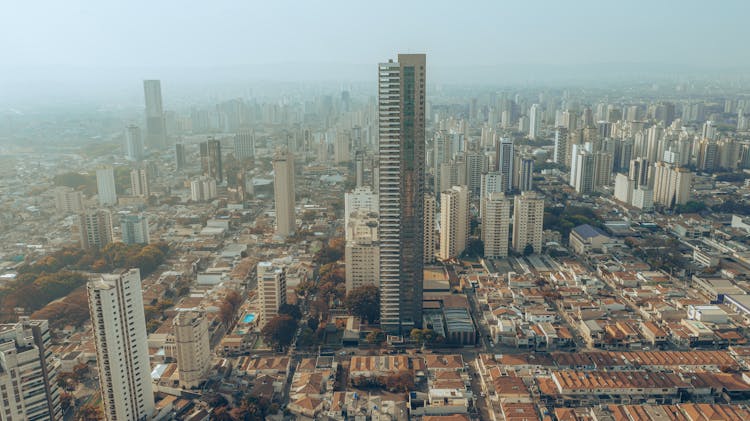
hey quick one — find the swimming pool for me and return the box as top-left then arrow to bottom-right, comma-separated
242,313 -> 256,324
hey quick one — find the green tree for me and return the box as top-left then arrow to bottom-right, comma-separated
261,315 -> 297,350
523,244 -> 534,256
345,285 -> 380,323
278,303 -> 302,320
366,329 -> 386,344
410,328 -> 437,346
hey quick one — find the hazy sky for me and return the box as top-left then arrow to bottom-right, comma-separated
2,0 -> 750,102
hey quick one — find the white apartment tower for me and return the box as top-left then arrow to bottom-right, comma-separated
529,104 -> 542,140
482,192 -> 510,258
378,53 -> 426,334
234,131 -> 255,159
190,177 -> 217,202
96,166 -> 117,206
87,269 -> 154,421
495,138 -> 514,192
124,125 -> 144,161
652,162 -> 692,208
0,319 -> 62,421
173,311 -> 210,389
273,151 -> 296,237
257,261 -> 287,327
54,186 -> 84,214
439,185 -> 469,260
120,214 -> 150,245
512,192 -> 544,254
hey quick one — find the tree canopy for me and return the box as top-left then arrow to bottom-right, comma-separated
345,285 -> 380,324
261,314 -> 297,350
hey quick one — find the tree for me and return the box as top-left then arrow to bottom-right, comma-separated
345,285 -> 380,324
205,393 -> 229,408
383,371 -> 415,392
261,315 -> 297,350
410,328 -> 437,346
523,244 -> 534,256
466,238 -> 484,257
306,317 -> 319,331
278,303 -> 302,320
366,329 -> 386,345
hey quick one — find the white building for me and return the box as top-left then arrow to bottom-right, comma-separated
0,319 -> 62,421
652,161 -> 692,207
130,168 -> 150,197
234,131 -> 255,159
273,151 -> 296,237
53,186 -> 84,214
96,166 -> 117,206
529,104 -> 542,140
78,209 -> 114,250
88,269 -> 155,421
344,186 -> 378,231
121,213 -> 150,245
173,311 -> 211,389
482,192 -> 510,258
345,211 -> 380,293
258,261 -> 287,327
439,185 -> 469,260
512,192 -> 544,254
124,125 -> 144,161
190,177 -> 217,202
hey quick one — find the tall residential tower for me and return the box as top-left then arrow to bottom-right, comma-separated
378,53 -> 426,335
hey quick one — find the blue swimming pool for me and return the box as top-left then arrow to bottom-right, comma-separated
242,313 -> 256,323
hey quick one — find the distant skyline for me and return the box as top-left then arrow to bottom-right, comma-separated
3,0 -> 750,103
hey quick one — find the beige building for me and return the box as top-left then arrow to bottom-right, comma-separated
439,185 -> 469,260
512,192 -> 544,254
173,311 -> 211,389
78,209 -> 114,250
652,161 -> 692,208
53,186 -> 84,214
482,192 -> 510,258
130,168 -> 150,197
345,211 -> 379,293
258,261 -> 287,326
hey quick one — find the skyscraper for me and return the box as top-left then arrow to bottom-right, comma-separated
173,310 -> 211,389
200,137 -> 223,183
652,162 -> 692,208
96,166 -> 117,206
130,168 -> 149,197
190,177 -> 218,202
88,269 -> 154,421
554,127 -> 568,166
518,157 -> 534,192
439,185 -> 469,260
273,151 -> 296,237
378,53 -> 426,335
512,192 -> 544,254
175,143 -> 187,170
78,209 -> 114,250
482,192 -> 510,258
120,213 -> 150,245
529,103 -> 542,139
234,131 -> 255,160
0,318 -> 62,421
124,125 -> 144,161
257,261 -> 287,327
345,210 -> 380,294
53,186 -> 84,214
495,137 -> 514,192
143,80 -> 167,149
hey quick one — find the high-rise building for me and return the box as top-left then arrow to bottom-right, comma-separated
272,151 -> 296,237
96,166 -> 117,206
652,162 -> 692,208
190,177 -> 218,202
439,185 -> 469,260
518,157 -> 534,192
234,131 -> 255,160
130,168 -> 150,197
593,151 -> 613,190
0,318 -> 62,421
378,54 -> 426,334
512,192 -> 544,254
572,147 -> 595,194
124,125 -> 144,161
554,127 -> 568,166
345,211 -> 380,293
629,157 -> 649,187
465,151 -> 487,197
482,192 -> 510,258
495,137 -> 514,192
480,172 -> 504,220
173,311 -> 210,389
144,80 -> 167,149
354,151 -> 365,188
257,261 -> 287,327
175,143 -> 187,170
200,138 -> 223,182
432,131 -> 451,194
345,186 -> 378,230
88,269 -> 154,421
121,213 -> 150,245
334,130 -> 351,163
424,195 -> 436,264
53,186 -> 84,214
529,104 -> 542,139
78,209 -> 114,250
